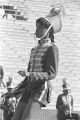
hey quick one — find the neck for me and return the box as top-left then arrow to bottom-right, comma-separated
39,38 -> 51,46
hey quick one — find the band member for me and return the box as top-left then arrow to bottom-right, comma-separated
0,83 -> 16,120
0,65 -> 5,87
56,79 -> 80,120
12,7 -> 63,120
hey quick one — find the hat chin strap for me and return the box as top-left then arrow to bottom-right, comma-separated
34,23 -> 53,41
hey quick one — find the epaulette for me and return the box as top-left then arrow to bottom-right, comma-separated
31,46 -> 38,51
49,42 -> 56,47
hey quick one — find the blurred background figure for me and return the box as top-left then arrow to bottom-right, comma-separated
56,78 -> 80,120
0,65 -> 5,88
0,80 -> 17,120
6,76 -> 13,91
12,5 -> 61,119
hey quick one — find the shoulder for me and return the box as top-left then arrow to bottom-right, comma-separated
48,43 -> 59,54
57,93 -> 63,99
50,42 -> 58,50
31,46 -> 39,52
48,42 -> 58,50
31,47 -> 37,51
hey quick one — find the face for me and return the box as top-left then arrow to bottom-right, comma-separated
36,22 -> 48,38
7,88 -> 12,92
63,89 -> 71,95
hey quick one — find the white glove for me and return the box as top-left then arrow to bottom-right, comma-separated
18,70 -> 29,77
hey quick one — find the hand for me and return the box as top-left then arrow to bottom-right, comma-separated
30,72 -> 38,81
18,70 -> 30,77
30,72 -> 35,81
17,70 -> 26,77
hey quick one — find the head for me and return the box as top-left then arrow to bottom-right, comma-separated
7,87 -> 12,92
8,76 -> 12,83
35,17 -> 54,42
7,84 -> 14,92
62,83 -> 71,95
6,79 -> 13,92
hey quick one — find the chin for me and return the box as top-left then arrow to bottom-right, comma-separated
36,31 -> 45,38
36,34 -> 43,38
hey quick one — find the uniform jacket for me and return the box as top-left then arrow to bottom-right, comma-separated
56,93 -> 73,116
22,40 -> 59,106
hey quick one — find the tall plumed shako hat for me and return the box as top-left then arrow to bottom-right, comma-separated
36,6 -> 63,35
62,78 -> 71,91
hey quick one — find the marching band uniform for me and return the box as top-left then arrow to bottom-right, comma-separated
13,7 -> 62,120
20,38 -> 59,106
2,97 -> 16,120
13,18 -> 59,120
56,80 -> 80,120
0,84 -> 16,120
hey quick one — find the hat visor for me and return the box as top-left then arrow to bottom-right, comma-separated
63,87 -> 71,91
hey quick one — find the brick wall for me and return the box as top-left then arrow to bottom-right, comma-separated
0,0 -> 80,111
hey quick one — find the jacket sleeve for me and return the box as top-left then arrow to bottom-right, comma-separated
30,44 -> 59,81
56,94 -> 64,111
